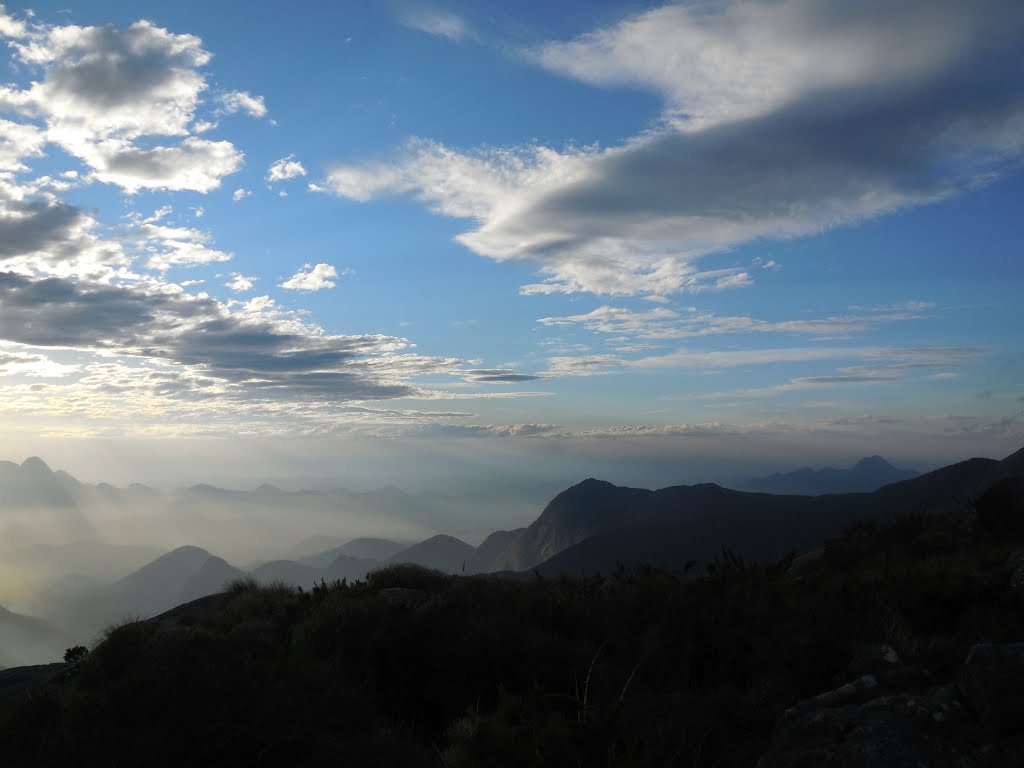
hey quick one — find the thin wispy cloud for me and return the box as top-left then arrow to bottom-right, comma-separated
399,7 -> 469,42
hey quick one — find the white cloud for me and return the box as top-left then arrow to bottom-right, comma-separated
267,155 -> 306,182
0,17 -> 244,193
0,6 -> 27,38
232,188 -> 252,202
538,304 -> 934,341
542,344 -> 985,379
130,216 -> 233,270
279,263 -> 339,291
531,0 -> 988,132
400,8 -> 469,42
79,137 -> 242,194
0,119 -> 46,171
322,0 -> 1024,296
226,273 -> 256,292
0,345 -> 79,378
218,90 -> 267,118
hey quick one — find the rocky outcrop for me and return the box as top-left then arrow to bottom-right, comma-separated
759,683 -> 972,768
759,642 -> 1024,767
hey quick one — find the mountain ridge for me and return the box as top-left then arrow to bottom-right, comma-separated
739,454 -> 919,496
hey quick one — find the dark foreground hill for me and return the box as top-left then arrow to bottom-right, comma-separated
2,482 -> 1024,767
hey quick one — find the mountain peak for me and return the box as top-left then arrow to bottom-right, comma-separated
566,478 -> 619,495
853,455 -> 894,471
20,456 -> 52,474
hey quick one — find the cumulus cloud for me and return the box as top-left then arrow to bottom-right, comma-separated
232,188 -> 252,202
279,263 -> 339,291
217,90 -> 267,118
322,0 -> 1024,296
0,119 -> 46,172
0,6 -> 27,38
0,16 -> 243,192
267,155 -> 306,182
225,273 -> 256,292
128,214 -> 233,270
81,137 -> 242,194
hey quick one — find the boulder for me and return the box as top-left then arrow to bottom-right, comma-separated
758,684 -> 972,768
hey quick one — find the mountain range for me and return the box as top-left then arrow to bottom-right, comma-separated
2,447 -> 1022,666
739,454 -> 919,495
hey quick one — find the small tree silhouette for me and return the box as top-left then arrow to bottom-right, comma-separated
64,645 -> 89,664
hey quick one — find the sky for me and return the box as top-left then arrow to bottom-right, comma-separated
0,0 -> 1022,489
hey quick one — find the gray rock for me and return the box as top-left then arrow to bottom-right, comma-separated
759,684 -> 973,768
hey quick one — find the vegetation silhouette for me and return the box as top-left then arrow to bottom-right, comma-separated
1,490 -> 1024,766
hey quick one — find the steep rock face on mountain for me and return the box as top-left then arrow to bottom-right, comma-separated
466,528 -> 525,574
493,479 -> 653,571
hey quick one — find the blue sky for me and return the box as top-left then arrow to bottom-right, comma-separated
0,1 -> 1021,487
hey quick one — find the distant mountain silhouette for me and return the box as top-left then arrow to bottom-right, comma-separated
483,453 -> 1008,577
741,455 -> 918,495
335,537 -> 407,561
178,556 -> 246,604
529,455 -> 1001,577
301,537 -> 406,569
0,457 -> 95,547
47,545 -> 224,637
323,553 -> 380,582
252,560 -> 323,587
0,604 -> 69,667
388,534 -> 475,573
